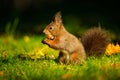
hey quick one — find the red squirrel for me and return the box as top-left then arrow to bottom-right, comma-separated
42,11 -> 110,64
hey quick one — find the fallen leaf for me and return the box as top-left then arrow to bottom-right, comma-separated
62,73 -> 71,80
112,62 -> 120,69
0,71 -> 4,76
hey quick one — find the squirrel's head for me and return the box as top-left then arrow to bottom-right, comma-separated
43,11 -> 64,40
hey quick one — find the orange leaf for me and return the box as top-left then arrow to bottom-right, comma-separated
0,71 -> 4,76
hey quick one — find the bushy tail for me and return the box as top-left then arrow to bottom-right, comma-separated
81,27 -> 110,56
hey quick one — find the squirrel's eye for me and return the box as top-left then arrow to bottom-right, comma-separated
49,27 -> 53,30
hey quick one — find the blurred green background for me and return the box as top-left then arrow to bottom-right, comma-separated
0,0 -> 120,42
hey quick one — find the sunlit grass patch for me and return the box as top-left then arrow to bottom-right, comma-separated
0,35 -> 120,80
0,35 -> 59,61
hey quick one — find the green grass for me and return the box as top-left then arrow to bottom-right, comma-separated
0,35 -> 120,80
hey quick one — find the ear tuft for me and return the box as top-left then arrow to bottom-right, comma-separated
54,11 -> 62,23
55,11 -> 61,19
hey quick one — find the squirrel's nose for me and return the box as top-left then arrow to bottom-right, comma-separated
43,29 -> 46,33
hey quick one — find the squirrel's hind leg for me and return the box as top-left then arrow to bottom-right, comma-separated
70,52 -> 86,64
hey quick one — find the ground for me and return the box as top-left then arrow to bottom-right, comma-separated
0,35 -> 120,80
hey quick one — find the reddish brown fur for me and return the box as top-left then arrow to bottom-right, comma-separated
42,11 -> 110,64
81,27 -> 110,56
70,52 -> 85,64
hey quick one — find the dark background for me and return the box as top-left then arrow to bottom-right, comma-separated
0,0 -> 119,36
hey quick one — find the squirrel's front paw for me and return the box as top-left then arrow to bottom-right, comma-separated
42,38 -> 51,44
42,38 -> 47,44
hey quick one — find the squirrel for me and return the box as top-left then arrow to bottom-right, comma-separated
42,11 -> 110,64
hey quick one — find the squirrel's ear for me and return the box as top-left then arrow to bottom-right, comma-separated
54,11 -> 62,23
